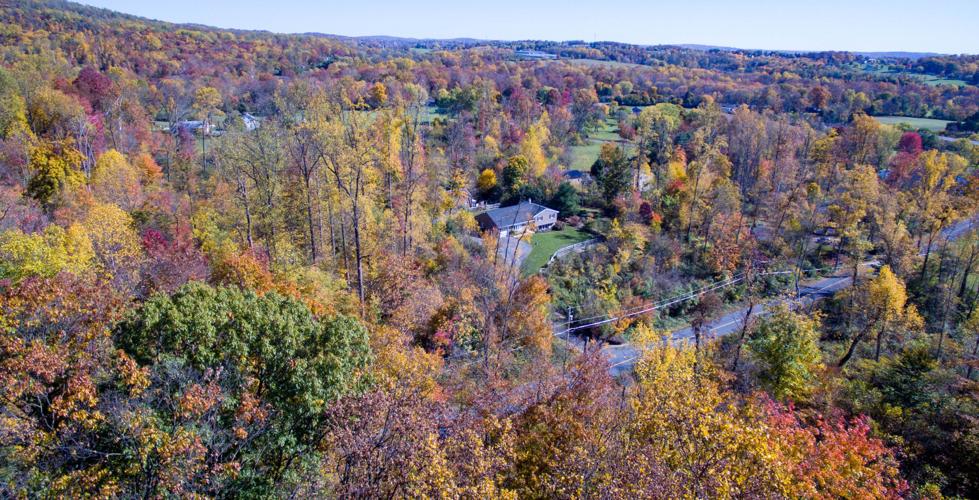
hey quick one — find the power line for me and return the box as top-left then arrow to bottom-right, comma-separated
554,273 -> 757,336
553,273 -> 747,327
553,267 -> 832,336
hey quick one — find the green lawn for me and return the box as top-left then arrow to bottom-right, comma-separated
922,76 -> 969,87
567,141 -> 604,171
901,73 -> 968,88
418,105 -> 448,125
522,227 -> 593,275
872,116 -> 951,132
566,119 -> 633,171
865,66 -> 969,87
588,120 -> 624,142
353,105 -> 445,125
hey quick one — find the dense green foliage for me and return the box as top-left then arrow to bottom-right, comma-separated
747,305 -> 822,400
113,283 -> 372,494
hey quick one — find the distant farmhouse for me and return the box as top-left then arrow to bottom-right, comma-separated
563,169 -> 592,186
719,103 -> 739,114
170,113 -> 260,136
170,120 -> 210,135
242,113 -> 261,131
515,50 -> 557,61
476,201 -> 558,237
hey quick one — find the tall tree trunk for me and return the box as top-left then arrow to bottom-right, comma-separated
937,285 -> 954,359
731,301 -> 755,372
685,165 -> 704,245
315,176 -> 326,265
874,327 -> 884,362
352,201 -> 365,309
326,196 -> 337,264
966,332 -> 979,380
166,135 -> 173,182
920,228 -> 936,284
264,191 -> 276,268
351,169 -> 366,310
201,121 -> 207,176
772,200 -> 790,241
304,172 -> 318,262
833,235 -> 845,271
839,313 -> 878,368
794,206 -> 818,296
243,203 -> 254,249
338,209 -> 350,286
936,238 -> 951,284
838,330 -> 866,368
852,257 -> 860,289
240,176 -> 254,249
403,201 -> 411,257
959,242 -> 978,300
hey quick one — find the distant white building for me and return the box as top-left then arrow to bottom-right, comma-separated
515,50 -> 558,61
170,120 -> 211,135
243,113 -> 261,131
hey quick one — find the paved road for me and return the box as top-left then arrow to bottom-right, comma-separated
597,216 -> 977,376
938,135 -> 979,146
603,271 -> 855,376
499,237 -> 532,270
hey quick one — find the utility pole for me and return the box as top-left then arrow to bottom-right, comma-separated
569,306 -> 587,352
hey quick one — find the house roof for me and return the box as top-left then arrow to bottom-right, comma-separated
563,170 -> 590,180
477,201 -> 556,230
173,120 -> 204,130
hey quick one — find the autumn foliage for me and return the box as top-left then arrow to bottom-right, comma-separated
1,0 -> 978,497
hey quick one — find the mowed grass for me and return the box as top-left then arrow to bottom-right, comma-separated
873,116 -> 951,132
566,119 -> 632,171
568,141 -> 604,171
903,73 -> 968,87
522,227 -> 593,275
568,140 -> 637,171
866,66 -> 969,87
923,76 -> 969,87
418,105 -> 447,124
352,105 -> 447,126
589,126 -> 624,142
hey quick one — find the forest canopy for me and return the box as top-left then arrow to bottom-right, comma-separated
1,0 -> 978,497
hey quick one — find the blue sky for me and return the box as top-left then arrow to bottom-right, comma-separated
80,0 -> 978,54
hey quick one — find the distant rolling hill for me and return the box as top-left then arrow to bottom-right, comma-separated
678,44 -> 943,59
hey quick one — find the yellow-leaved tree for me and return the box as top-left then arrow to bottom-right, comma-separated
26,139 -> 86,210
477,168 -> 497,196
519,113 -> 550,177
0,224 -> 93,282
838,265 -> 919,367
504,275 -> 553,356
81,202 -> 143,288
90,149 -> 143,210
629,342 -> 787,497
